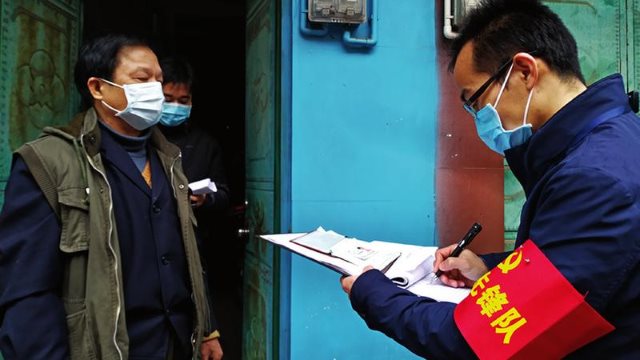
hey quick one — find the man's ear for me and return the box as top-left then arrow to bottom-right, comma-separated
513,53 -> 538,90
86,77 -> 104,100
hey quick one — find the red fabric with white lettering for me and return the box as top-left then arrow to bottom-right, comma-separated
454,240 -> 614,359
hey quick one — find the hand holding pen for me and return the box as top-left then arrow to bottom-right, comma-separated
434,223 -> 484,286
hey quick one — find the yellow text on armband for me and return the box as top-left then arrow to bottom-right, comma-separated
471,272 -> 491,297
477,285 -> 509,318
490,307 -> 527,344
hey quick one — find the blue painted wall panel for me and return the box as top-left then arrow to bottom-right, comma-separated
289,0 -> 437,358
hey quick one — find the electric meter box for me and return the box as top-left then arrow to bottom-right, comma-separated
308,0 -> 367,24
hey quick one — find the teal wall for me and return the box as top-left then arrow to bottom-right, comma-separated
288,0 -> 438,358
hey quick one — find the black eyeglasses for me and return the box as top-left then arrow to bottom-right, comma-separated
462,58 -> 514,113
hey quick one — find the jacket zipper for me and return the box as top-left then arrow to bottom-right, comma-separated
81,134 -> 124,360
169,154 -> 197,358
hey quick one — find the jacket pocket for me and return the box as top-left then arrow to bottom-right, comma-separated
58,188 -> 90,316
58,187 -> 90,252
66,308 -> 97,360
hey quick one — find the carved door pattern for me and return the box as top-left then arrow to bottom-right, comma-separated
0,0 -> 81,205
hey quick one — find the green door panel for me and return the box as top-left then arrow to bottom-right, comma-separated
545,0 -> 624,84
630,0 -> 640,91
243,0 -> 281,359
504,160 -> 525,251
243,187 -> 276,360
504,0 -> 630,245
0,0 -> 81,206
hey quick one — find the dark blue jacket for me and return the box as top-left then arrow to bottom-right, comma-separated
99,126 -> 194,358
350,74 -> 640,359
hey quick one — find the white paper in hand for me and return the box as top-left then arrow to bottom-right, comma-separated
188,178 -> 218,195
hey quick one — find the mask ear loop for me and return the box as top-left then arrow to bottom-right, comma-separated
99,78 -> 124,89
523,87 -> 534,126
102,100 -> 126,114
99,78 -> 127,113
494,63 -> 515,109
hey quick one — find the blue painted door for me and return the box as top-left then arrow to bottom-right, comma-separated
287,0 -> 437,358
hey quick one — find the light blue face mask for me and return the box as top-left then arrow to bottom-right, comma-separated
159,103 -> 192,127
465,64 -> 534,155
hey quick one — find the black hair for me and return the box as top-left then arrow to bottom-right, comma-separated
448,0 -> 585,84
160,57 -> 194,90
74,34 -> 149,109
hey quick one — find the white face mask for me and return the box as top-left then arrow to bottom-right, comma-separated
100,79 -> 164,130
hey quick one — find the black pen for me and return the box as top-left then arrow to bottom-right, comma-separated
435,222 -> 483,277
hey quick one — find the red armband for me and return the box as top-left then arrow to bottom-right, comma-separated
454,240 -> 614,359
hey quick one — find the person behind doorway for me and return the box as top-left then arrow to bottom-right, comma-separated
158,57 -> 232,359
0,34 -> 222,359
158,57 -> 230,227
339,0 -> 640,358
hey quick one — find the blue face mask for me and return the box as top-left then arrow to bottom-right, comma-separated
159,103 -> 192,127
465,64 -> 534,155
